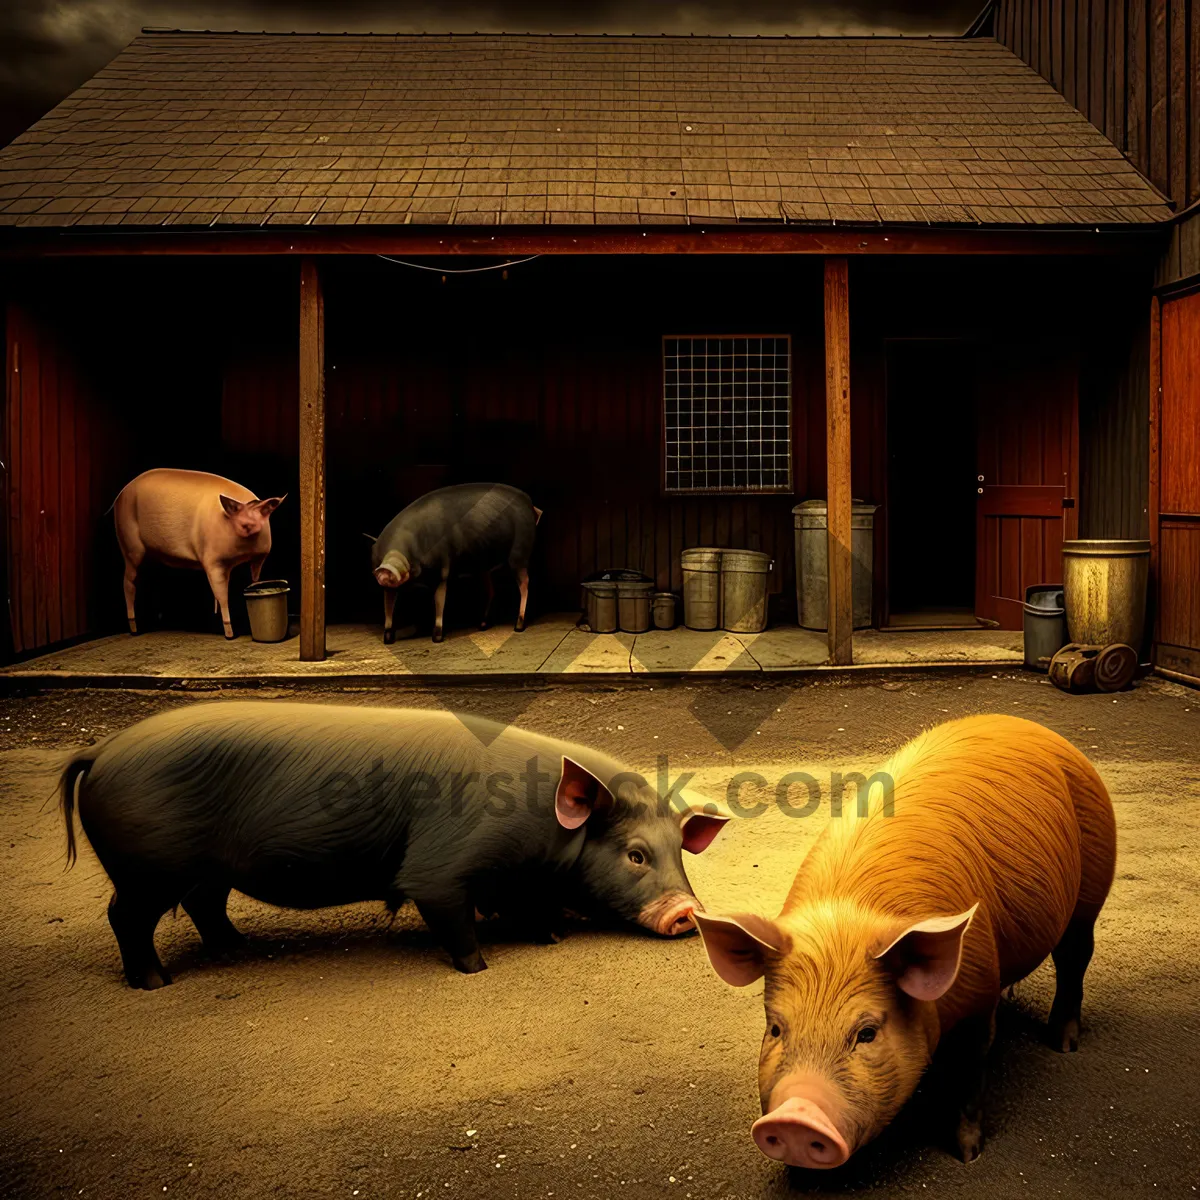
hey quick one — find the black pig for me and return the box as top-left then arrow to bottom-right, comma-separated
371,482 -> 541,643
60,702 -> 727,989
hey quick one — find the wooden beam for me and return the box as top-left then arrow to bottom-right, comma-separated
1147,292 -> 1161,650
0,225 -> 1167,261
824,257 -> 853,667
298,257 -> 326,662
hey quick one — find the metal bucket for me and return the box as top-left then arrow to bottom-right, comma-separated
652,592 -> 677,630
1022,584 -> 1067,671
582,580 -> 618,633
617,580 -> 653,633
793,501 -> 877,631
720,550 -> 773,633
681,547 -> 723,630
244,579 -> 290,643
1062,539 -> 1150,651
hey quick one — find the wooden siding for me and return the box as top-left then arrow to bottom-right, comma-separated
0,255 -> 1158,654
1078,282 -> 1152,538
3,303 -> 117,653
1153,286 -> 1200,680
997,0 -> 1200,209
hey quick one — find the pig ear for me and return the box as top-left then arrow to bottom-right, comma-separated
694,912 -> 788,987
219,494 -> 244,517
554,757 -> 613,830
256,495 -> 285,516
873,904 -> 979,1002
681,811 -> 729,854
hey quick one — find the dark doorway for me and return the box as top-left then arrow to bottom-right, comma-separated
885,340 -> 978,628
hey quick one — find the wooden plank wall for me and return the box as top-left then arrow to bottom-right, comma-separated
306,256 -> 835,624
996,0 -> 1200,210
3,303 -> 119,654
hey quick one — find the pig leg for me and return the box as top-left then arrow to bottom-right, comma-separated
182,883 -> 246,958
1048,918 -> 1096,1053
250,555 -> 267,584
944,1003 -> 997,1164
432,568 -> 450,643
480,570 -> 496,630
383,587 -> 399,644
514,567 -> 529,633
108,886 -> 175,990
206,565 -> 235,639
121,547 -> 144,635
413,892 -> 487,973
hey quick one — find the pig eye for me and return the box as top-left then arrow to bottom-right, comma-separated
769,1024 -> 781,1038
627,849 -> 646,866
855,1026 -> 878,1046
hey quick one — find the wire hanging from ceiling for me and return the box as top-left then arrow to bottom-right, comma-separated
374,254 -> 542,274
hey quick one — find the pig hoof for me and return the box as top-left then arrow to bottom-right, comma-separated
432,630 -> 445,644
130,967 -> 171,991
453,951 -> 487,974
514,617 -> 526,633
383,629 -> 395,645
955,1115 -> 984,1163
1050,1016 -> 1080,1053
223,628 -> 235,641
127,620 -> 139,636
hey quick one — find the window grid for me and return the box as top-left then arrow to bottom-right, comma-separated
662,335 -> 793,494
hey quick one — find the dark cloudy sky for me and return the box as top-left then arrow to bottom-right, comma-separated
0,0 -> 985,146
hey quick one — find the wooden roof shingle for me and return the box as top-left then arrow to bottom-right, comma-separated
0,31 -> 1173,229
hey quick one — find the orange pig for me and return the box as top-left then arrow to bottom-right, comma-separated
695,715 -> 1116,1169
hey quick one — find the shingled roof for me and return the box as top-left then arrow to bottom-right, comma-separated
0,30 -> 1173,230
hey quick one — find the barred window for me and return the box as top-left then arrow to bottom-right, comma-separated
663,335 -> 793,494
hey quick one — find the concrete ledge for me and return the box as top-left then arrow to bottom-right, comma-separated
0,614 -> 1023,691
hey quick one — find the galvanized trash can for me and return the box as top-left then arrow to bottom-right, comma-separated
1022,584 -> 1067,671
721,550 -> 773,634
581,580 -> 619,633
1062,539 -> 1150,652
681,547 -> 723,630
244,579 -> 290,643
793,500 -> 877,630
617,580 -> 654,633
652,592 -> 677,630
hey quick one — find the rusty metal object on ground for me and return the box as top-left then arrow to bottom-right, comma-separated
1094,643 -> 1138,693
1049,642 -> 1138,694
1049,643 -> 1099,692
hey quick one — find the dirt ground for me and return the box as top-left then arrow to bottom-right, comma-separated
1,669 -> 1197,1199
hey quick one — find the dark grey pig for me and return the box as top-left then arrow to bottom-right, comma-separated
371,482 -> 541,643
60,702 -> 727,989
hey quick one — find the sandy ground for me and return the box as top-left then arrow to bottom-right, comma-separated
0,669 -> 1197,1199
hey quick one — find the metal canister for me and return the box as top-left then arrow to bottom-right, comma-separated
681,547 -> 723,630
1061,539 -> 1149,651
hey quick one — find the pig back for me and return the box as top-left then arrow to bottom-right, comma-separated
116,469 -> 265,562
374,483 -> 536,573
786,716 -> 1109,1023
76,702 -> 613,905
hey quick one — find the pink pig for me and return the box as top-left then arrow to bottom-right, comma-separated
114,469 -> 285,639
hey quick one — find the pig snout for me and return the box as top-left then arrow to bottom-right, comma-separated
637,892 -> 702,937
752,1089 -> 851,1170
375,566 -> 402,588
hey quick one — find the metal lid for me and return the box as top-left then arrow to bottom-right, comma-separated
1061,539 -> 1150,556
244,579 -> 290,597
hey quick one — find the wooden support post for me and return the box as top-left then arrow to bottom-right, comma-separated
299,258 -> 326,662
1147,292 -> 1161,656
824,257 -> 853,666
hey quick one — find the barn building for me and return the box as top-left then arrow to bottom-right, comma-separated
0,7 -> 1196,682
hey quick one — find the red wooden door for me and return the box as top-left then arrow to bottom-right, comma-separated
1154,290 -> 1200,681
975,346 -> 1079,629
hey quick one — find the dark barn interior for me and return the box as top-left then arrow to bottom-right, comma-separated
3,250 -> 1152,653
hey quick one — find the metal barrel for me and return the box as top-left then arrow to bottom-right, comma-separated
681,547 -> 723,630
